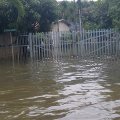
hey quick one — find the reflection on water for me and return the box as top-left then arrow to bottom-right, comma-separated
0,59 -> 120,120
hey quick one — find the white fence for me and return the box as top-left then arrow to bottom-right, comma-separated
0,29 -> 119,62
28,29 -> 120,61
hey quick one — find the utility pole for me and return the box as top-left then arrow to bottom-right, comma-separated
73,0 -> 77,31
57,3 -> 60,32
78,0 -> 82,32
74,0 -> 82,32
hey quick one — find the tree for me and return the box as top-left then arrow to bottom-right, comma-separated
107,0 -> 120,28
0,0 -> 24,32
0,0 -> 58,33
58,0 -> 120,30
1,0 -> 120,33
0,0 -> 24,21
18,0 -> 58,32
38,0 -> 58,32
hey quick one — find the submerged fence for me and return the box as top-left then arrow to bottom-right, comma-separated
0,29 -> 120,61
29,29 -> 120,61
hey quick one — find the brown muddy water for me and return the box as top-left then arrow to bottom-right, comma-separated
0,59 -> 120,120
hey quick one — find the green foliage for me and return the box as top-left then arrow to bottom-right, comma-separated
38,0 -> 58,32
108,0 -> 120,28
0,0 -> 25,21
0,0 -> 120,33
0,0 -> 25,32
58,0 -> 120,30
0,0 -> 58,33
83,0 -> 112,29
58,1 -> 76,22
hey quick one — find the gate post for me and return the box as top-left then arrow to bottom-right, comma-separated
10,32 -> 14,66
29,33 -> 33,60
117,31 -> 120,57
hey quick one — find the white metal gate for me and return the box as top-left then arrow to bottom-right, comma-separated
28,29 -> 120,61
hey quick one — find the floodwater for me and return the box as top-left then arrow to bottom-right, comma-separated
0,59 -> 120,120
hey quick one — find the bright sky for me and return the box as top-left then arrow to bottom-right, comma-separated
57,0 -> 97,1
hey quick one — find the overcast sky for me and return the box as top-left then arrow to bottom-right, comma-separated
57,0 -> 97,1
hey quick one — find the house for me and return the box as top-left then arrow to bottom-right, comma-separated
51,19 -> 70,32
51,19 -> 83,32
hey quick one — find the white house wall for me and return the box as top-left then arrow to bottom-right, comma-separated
52,22 -> 70,32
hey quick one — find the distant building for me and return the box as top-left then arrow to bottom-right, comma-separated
51,19 -> 83,32
51,19 -> 70,32
51,20 -> 83,51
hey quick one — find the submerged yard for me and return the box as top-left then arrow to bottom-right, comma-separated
0,59 -> 120,120
0,0 -> 120,119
